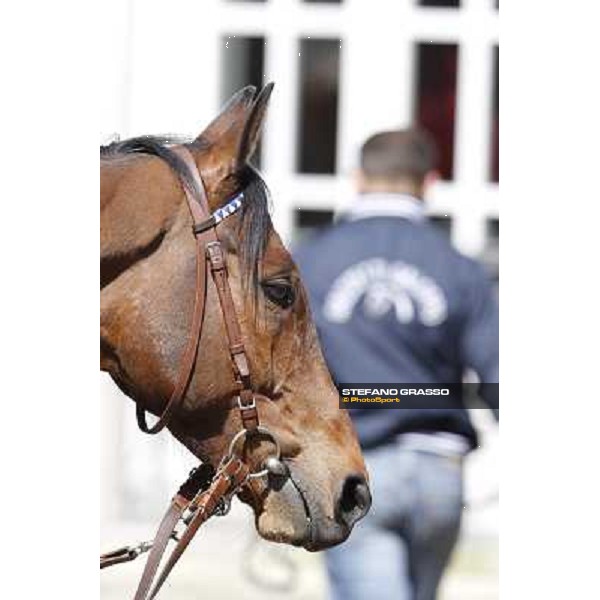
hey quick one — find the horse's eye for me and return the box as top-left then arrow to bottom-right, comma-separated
262,280 -> 296,309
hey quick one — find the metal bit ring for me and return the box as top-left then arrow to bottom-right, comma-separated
226,426 -> 281,479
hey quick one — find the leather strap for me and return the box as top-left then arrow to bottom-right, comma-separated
132,499 -> 187,600
205,241 -> 258,431
131,463 -> 215,599
136,234 -> 208,433
101,546 -> 142,569
130,459 -> 249,600
173,147 -> 258,431
136,148 -> 213,434
137,146 -> 259,435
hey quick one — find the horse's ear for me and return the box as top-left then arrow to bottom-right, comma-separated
236,82 -> 274,168
196,86 -> 256,146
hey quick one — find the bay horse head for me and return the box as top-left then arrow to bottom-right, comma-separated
100,85 -> 370,551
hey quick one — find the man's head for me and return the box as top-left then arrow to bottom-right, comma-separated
357,128 -> 439,199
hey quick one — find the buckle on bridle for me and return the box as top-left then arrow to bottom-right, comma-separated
205,241 -> 225,270
237,394 -> 256,411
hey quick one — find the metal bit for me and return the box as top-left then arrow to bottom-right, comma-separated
264,456 -> 288,477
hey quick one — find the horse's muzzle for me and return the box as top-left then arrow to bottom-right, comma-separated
285,469 -> 371,552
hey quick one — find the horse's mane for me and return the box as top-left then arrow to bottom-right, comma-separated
100,135 -> 272,299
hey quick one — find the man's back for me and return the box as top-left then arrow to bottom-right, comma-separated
294,195 -> 499,449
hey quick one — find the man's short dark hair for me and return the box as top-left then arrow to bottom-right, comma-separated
360,129 -> 438,183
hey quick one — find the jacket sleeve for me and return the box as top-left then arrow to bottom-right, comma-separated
459,264 -> 499,417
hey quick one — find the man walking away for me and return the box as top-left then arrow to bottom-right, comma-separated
294,129 -> 499,600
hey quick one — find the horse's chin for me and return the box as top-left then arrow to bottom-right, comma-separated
246,469 -> 352,552
254,476 -> 312,545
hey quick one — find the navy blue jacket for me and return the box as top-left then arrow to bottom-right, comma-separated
293,194 -> 499,450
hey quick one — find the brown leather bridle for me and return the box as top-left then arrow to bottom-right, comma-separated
100,147 -> 283,599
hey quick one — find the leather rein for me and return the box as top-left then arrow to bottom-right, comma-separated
100,147 -> 282,600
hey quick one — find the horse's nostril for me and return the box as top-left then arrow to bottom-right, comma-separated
336,474 -> 372,528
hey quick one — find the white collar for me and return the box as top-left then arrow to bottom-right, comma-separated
343,193 -> 426,222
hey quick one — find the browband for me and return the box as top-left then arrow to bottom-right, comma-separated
214,193 -> 244,223
192,193 -> 244,235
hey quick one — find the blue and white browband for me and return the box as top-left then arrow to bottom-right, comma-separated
192,192 -> 244,235
213,193 -> 244,224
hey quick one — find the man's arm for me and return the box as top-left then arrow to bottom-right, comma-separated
459,264 -> 499,416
